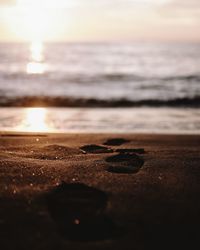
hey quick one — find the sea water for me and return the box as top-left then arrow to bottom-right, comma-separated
0,42 -> 199,133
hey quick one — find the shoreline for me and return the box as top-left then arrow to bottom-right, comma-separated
1,131 -> 200,137
0,133 -> 200,249
1,107 -> 200,135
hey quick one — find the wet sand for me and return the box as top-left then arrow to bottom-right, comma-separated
0,133 -> 200,249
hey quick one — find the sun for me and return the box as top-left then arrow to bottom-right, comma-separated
15,0 -> 53,42
10,0 -> 76,43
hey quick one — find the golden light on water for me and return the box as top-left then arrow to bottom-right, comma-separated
26,62 -> 45,74
15,1 -> 47,74
26,41 -> 46,74
17,108 -> 52,132
31,41 -> 43,62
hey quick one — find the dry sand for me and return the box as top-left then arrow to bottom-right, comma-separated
0,132 -> 200,249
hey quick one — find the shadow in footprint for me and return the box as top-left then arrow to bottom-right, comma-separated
104,138 -> 129,146
80,144 -> 113,154
105,153 -> 144,174
46,183 -> 116,242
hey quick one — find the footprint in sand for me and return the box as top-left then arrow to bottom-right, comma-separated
103,138 -> 129,146
46,183 -> 116,241
105,153 -> 144,174
80,144 -> 113,154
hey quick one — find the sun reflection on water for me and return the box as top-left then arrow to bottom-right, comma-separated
17,108 -> 52,132
26,62 -> 45,74
26,41 -> 46,74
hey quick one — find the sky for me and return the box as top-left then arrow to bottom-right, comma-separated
0,0 -> 200,42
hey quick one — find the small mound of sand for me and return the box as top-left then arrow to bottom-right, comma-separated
24,145 -> 81,160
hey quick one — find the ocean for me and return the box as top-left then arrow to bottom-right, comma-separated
0,42 -> 200,133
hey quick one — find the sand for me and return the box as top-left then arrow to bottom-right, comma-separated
0,132 -> 200,249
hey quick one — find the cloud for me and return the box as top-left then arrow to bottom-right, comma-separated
0,0 -> 199,9
0,0 -> 169,8
168,0 -> 200,9
0,0 -> 15,5
163,0 -> 200,12
157,0 -> 200,26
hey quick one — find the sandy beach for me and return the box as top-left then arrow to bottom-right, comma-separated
1,1 -> 200,249
0,132 -> 199,249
